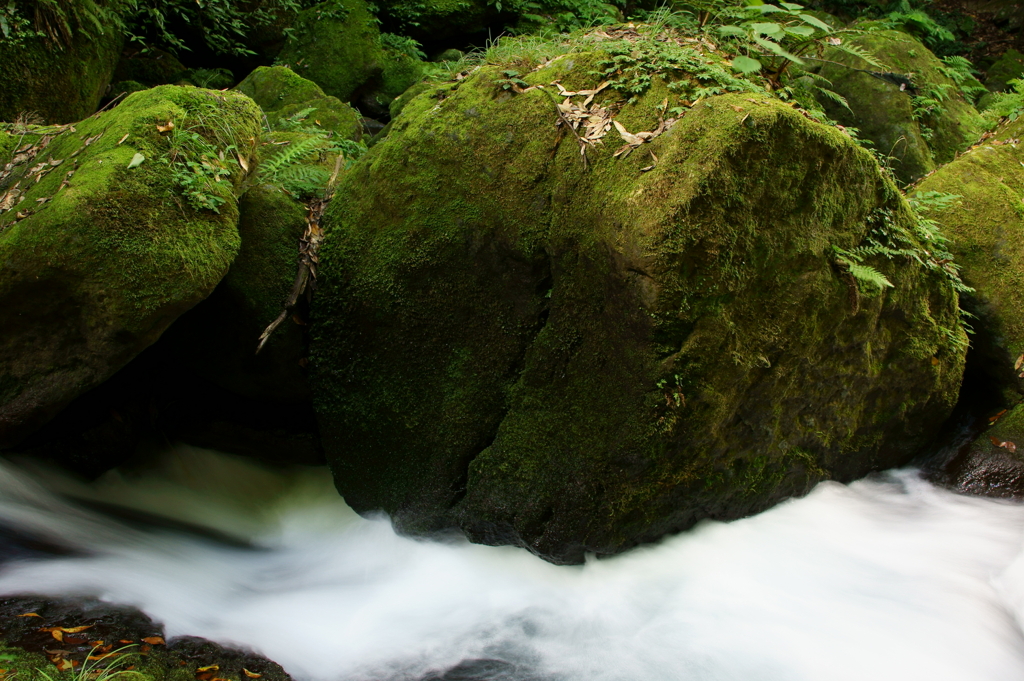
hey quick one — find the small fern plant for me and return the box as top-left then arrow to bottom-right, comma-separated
257,135 -> 367,198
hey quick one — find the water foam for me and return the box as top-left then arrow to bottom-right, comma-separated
1,446 -> 1023,681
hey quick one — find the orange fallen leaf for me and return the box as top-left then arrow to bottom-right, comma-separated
197,665 -> 220,673
989,409 -> 1008,424
930,356 -> 940,366
17,613 -> 41,617
990,436 -> 1018,452
243,670 -> 261,679
60,626 -> 92,634
156,121 -> 175,133
54,659 -> 73,672
1016,354 -> 1024,371
141,636 -> 165,645
119,640 -> 133,645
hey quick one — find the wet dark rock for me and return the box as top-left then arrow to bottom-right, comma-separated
0,595 -> 291,681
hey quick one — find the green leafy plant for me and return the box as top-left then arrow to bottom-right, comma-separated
834,191 -> 970,298
939,55 -> 986,104
518,0 -> 623,33
37,644 -> 138,681
981,78 -> 1024,124
495,69 -> 529,91
592,31 -> 763,104
379,31 -> 426,60
258,133 -> 366,198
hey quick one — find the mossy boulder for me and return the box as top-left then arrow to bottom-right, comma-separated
236,66 -> 327,112
310,49 -> 967,563
817,29 -> 985,184
0,28 -> 122,124
986,48 -> 1024,93
236,66 -> 362,139
913,117 -> 1024,403
276,0 -> 384,102
0,85 -> 262,448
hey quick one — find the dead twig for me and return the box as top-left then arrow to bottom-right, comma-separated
256,154 -> 343,354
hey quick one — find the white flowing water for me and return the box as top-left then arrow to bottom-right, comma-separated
2,445 -> 1024,681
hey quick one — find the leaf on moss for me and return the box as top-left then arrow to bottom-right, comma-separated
127,153 -> 145,169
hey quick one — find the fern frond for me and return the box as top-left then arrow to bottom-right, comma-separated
259,136 -> 327,181
817,87 -> 851,112
846,261 -> 894,291
830,42 -> 887,71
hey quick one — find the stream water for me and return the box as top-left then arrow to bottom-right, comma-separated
1,445 -> 1024,681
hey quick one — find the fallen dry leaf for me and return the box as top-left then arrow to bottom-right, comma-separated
141,636 -> 165,645
990,436 -> 1018,452
197,665 -> 220,673
989,409 -> 1008,424
243,672 -> 261,679
17,613 -> 41,617
118,133 -> 129,145
156,121 -> 175,133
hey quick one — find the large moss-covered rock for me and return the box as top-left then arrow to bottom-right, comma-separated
276,0 -> 384,102
311,47 -> 967,563
0,85 -> 262,448
236,66 -> 362,139
910,118 -> 1024,503
913,117 -> 1024,401
0,27 -> 122,123
817,29 -> 985,184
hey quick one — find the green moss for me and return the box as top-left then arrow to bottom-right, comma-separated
276,0 -> 384,102
0,85 -> 262,446
986,49 -> 1024,93
389,82 -> 434,119
235,66 -> 327,113
914,117 -> 1024,393
311,30 -> 966,562
379,49 -> 433,103
0,25 -> 122,124
817,29 -> 986,184
268,97 -> 362,140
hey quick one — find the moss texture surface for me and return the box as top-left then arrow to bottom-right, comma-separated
276,0 -> 384,102
0,85 -> 262,447
311,47 -> 967,563
0,28 -> 122,124
818,29 -> 985,184
914,117 -> 1024,400
235,66 -> 362,139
